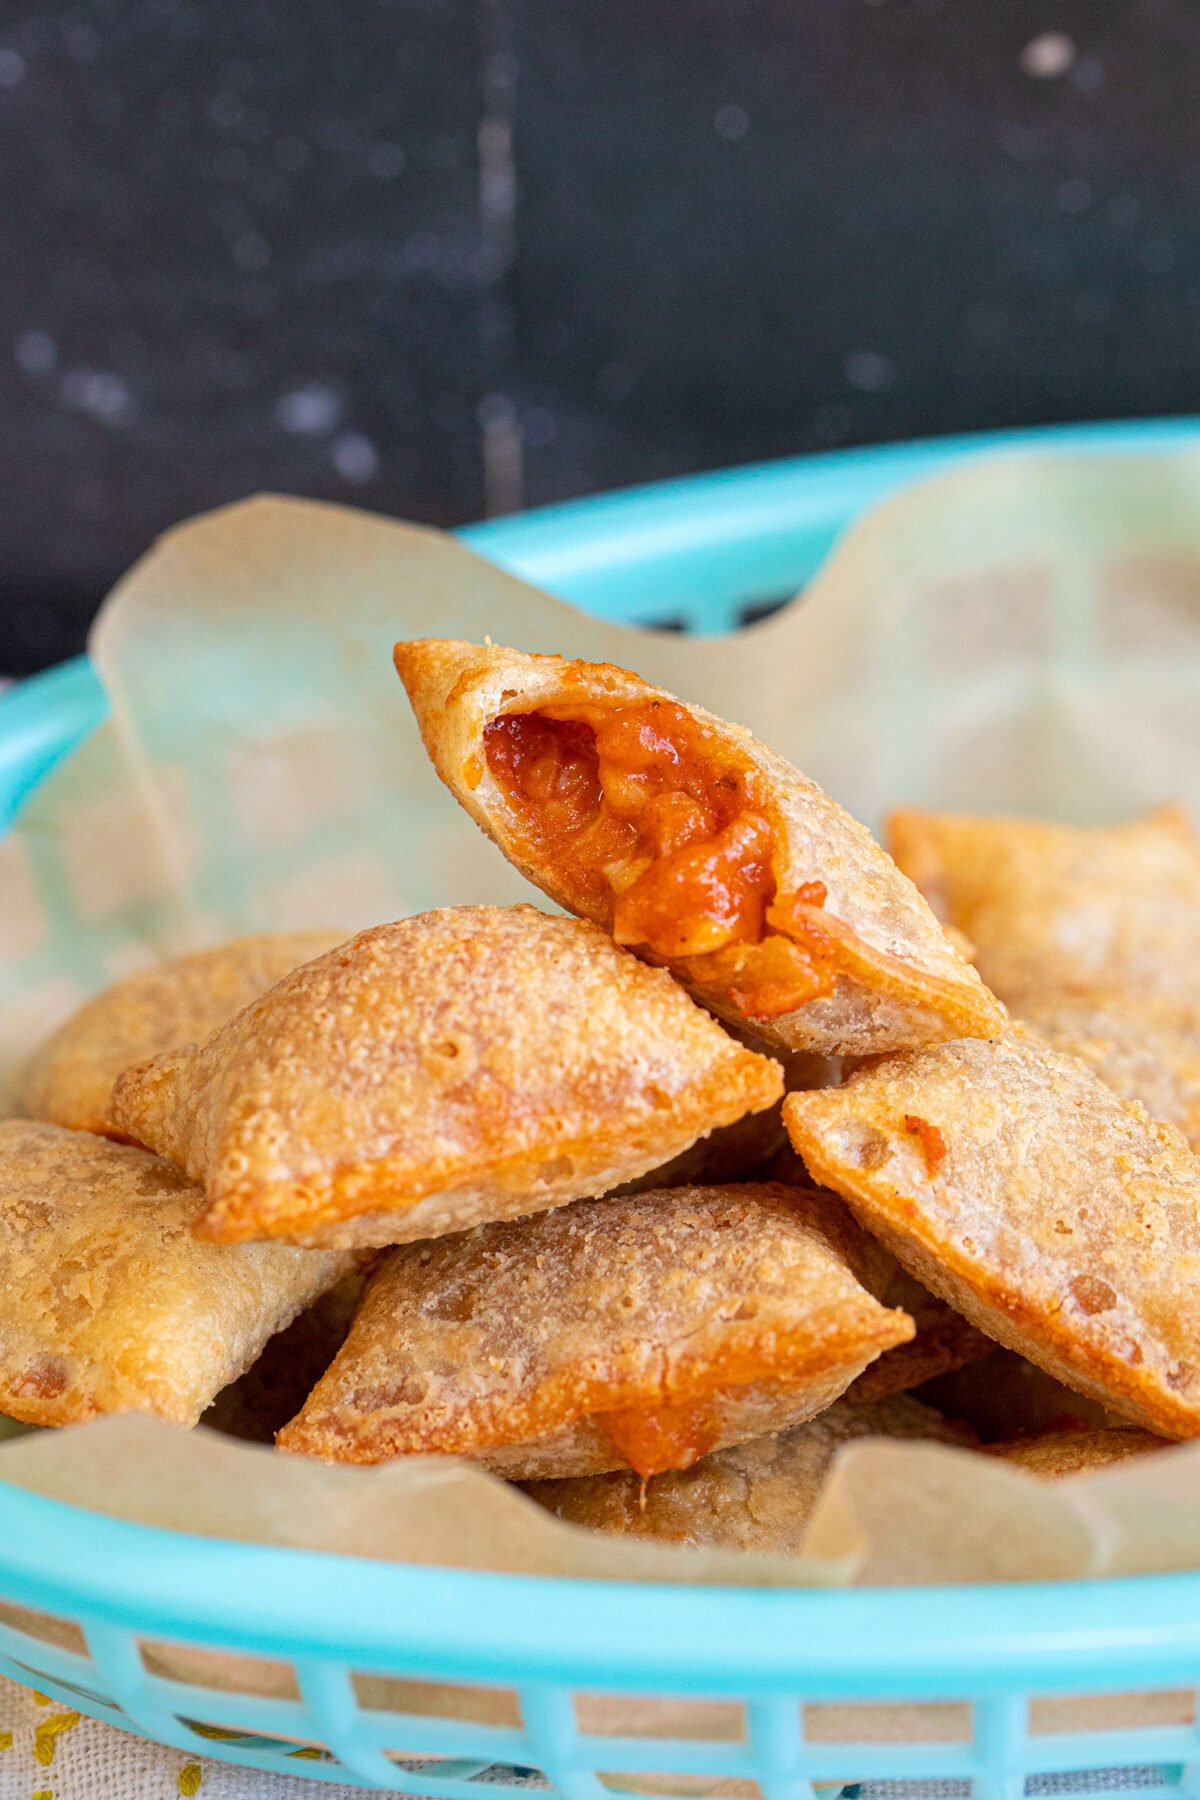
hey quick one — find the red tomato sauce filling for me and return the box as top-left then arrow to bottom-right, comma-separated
483,701 -> 839,1018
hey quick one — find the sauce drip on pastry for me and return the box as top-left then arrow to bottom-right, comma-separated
600,1397 -> 723,1479
484,701 -> 838,1018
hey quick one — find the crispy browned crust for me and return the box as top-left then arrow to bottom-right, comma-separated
887,806 -> 1200,1145
276,1183 -> 915,1477
109,907 -> 783,1249
18,932 -> 347,1138
784,1031 -> 1200,1439
984,1426 -> 1169,1478
394,640 -> 1002,1057
0,1119 -> 356,1427
522,1394 -> 972,1551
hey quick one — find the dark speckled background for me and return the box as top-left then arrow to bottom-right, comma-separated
2,0 -> 1199,670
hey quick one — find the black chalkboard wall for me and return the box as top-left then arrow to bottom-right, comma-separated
1,0 -> 1197,671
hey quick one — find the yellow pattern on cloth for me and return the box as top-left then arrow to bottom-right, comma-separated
33,1710 -> 80,1764
0,1673 -> 411,1796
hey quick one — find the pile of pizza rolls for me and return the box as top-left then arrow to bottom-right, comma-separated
5,637 -> 1197,1556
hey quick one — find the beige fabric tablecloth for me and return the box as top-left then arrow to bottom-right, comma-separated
0,1675 -> 371,1798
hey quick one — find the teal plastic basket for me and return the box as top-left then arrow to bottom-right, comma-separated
4,419 -> 1200,1798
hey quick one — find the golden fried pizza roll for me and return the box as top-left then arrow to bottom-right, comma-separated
110,907 -> 783,1249
20,930 -> 346,1138
395,640 -> 1001,1057
523,1394 -> 971,1552
984,1427 -> 1167,1478
277,1183 -> 915,1478
1016,999 -> 1200,1151
888,805 -> 1200,1020
0,1120 -> 356,1427
784,1031 -> 1200,1439
888,806 -> 1200,1143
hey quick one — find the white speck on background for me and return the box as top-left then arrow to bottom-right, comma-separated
844,349 -> 897,393
331,431 -> 379,481
14,329 -> 56,375
478,392 -> 522,517
60,368 -> 134,424
714,103 -> 749,141
1020,32 -> 1076,78
275,383 -> 342,434
0,47 -> 26,87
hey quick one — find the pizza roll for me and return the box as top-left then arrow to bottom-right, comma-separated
0,1119 -> 357,1427
276,1183 -> 915,1478
109,907 -> 783,1249
784,1030 -> 1200,1438
1015,998 -> 1200,1151
887,804 -> 1200,1021
20,930 -> 346,1138
985,1427 -> 1167,1478
394,640 -> 1002,1057
522,1394 -> 971,1552
888,805 -> 1200,1143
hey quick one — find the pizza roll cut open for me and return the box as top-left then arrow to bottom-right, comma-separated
277,1182 -> 915,1479
784,1031 -> 1200,1439
523,1394 -> 971,1553
888,806 -> 1200,1145
395,640 -> 1003,1057
0,1119 -> 357,1427
109,906 -> 783,1249
20,930 -> 347,1139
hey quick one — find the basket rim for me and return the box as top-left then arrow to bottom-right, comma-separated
5,416 -> 1200,1676
3,1478 -> 1200,1688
